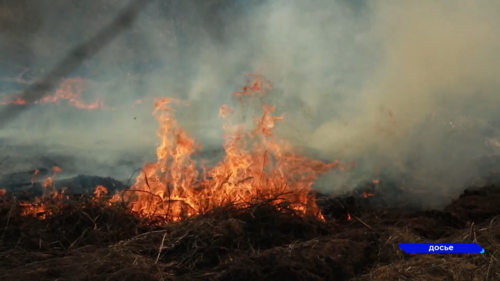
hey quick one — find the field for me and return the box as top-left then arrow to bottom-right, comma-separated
1,181 -> 499,281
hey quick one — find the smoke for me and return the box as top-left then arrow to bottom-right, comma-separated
1,0 -> 500,195
306,0 -> 500,193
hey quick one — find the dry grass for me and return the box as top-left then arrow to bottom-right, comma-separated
0,186 -> 499,280
353,218 -> 500,281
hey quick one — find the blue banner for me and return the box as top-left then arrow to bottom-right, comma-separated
399,243 -> 484,254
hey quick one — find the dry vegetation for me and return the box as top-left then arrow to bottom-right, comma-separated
0,1 -> 498,280
0,184 -> 499,281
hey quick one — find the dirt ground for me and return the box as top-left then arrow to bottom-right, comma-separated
0,183 -> 499,281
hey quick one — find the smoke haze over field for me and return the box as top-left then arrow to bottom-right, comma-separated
0,0 -> 500,196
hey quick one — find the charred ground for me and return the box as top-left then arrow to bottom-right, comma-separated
0,176 -> 499,281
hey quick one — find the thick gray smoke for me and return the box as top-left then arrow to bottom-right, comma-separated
0,0 -> 499,197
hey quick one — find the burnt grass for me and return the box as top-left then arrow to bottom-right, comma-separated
0,184 -> 499,281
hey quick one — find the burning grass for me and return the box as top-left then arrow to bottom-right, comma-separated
1,74 -> 500,280
108,75 -> 338,222
0,195 -> 331,280
1,184 -> 499,280
6,74 -> 340,223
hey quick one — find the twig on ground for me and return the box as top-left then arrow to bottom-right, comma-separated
155,232 -> 168,264
486,250 -> 497,281
114,230 -> 168,246
0,204 -> 13,242
351,213 -> 375,231
469,222 -> 475,242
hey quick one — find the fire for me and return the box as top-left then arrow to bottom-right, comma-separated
363,191 -> 375,198
111,75 -> 339,221
0,78 -> 110,110
0,77 -> 159,110
19,201 -> 47,218
18,166 -> 65,218
31,169 -> 40,185
40,166 -> 62,199
94,185 -> 108,198
7,74 -> 342,223
36,78 -> 106,109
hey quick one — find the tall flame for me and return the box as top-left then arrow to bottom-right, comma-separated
111,75 -> 339,221
8,75 -> 344,223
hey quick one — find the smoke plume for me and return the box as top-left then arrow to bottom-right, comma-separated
0,0 -> 499,197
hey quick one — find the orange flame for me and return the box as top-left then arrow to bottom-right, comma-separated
13,75 -> 344,223
52,166 -> 61,177
37,166 -> 62,199
31,169 -> 39,185
0,78 -> 111,110
363,191 -> 375,198
17,166 -> 63,217
0,78 -> 162,111
94,185 -> 108,198
19,201 -> 47,217
111,75 -> 338,221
